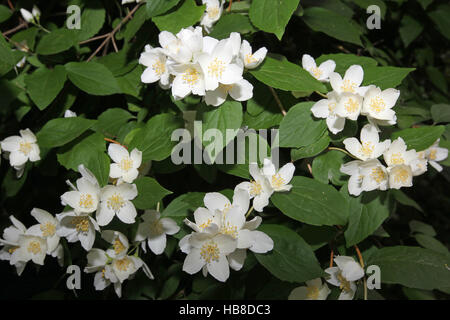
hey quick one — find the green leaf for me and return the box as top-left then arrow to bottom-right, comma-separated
123,6 -> 147,42
250,57 -> 326,93
24,66 -> 67,110
65,61 -> 122,96
271,176 -> 349,226
402,287 -> 436,300
209,13 -> 256,40
36,29 -> 78,55
75,1 -> 106,41
57,132 -> 110,186
362,66 -> 415,89
431,104 -> 450,124
94,108 -> 135,138
201,101 -> 243,163
302,7 -> 362,46
129,113 -> 184,162
391,125 -> 445,151
0,36 -> 16,75
399,15 -> 423,48
311,150 -> 346,185
415,234 -> 449,256
390,189 -> 423,213
146,0 -> 180,18
279,102 -> 327,148
366,246 -> 450,290
162,192 -> 204,222
291,132 -> 330,161
0,4 -> 12,23
343,191 -> 390,247
409,220 -> 436,237
152,0 -> 205,34
428,5 -> 450,40
316,53 -> 378,75
249,0 -> 300,40
133,177 -> 172,210
37,117 -> 96,148
255,224 -> 323,283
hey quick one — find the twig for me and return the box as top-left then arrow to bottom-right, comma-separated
245,205 -> 254,219
104,138 -> 128,149
328,147 -> 358,159
79,33 -> 109,45
307,163 -> 312,175
329,250 -> 334,268
315,90 -> 327,99
87,3 -> 142,61
7,0 -> 14,10
269,86 -> 287,116
111,35 -> 119,53
2,22 -> 27,37
354,244 -> 368,301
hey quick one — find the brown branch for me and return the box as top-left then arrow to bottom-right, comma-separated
104,138 -> 128,149
2,22 -> 27,37
269,86 -> 287,116
329,250 -> 334,268
87,3 -> 142,61
79,33 -> 109,45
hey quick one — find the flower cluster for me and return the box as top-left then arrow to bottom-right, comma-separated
179,158 -> 294,282
305,55 -> 448,195
139,27 -> 267,107
289,255 -> 364,300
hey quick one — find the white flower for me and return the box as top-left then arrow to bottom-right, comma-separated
261,158 -> 295,192
61,170 -> 101,214
240,40 -> 267,69
171,63 -> 206,99
97,183 -> 138,226
159,30 -> 196,64
204,79 -> 253,106
422,139 -> 448,172
1,128 -> 40,168
383,137 -> 423,175
0,216 -> 27,275
340,160 -> 364,196
335,92 -> 363,121
288,278 -> 331,300
341,159 -> 389,195
197,39 -> 243,91
325,256 -> 364,300
311,92 -> 346,134
27,208 -> 60,254
135,210 -> 180,255
302,54 -> 336,82
56,211 -> 100,251
361,85 -> 400,128
13,233 -> 47,266
387,164 -> 413,189
329,65 -> 369,96
84,248 -> 116,294
20,8 -> 34,23
31,5 -> 41,21
122,0 -> 142,4
101,230 -> 129,259
64,109 -> 77,118
182,232 -> 236,282
139,46 -> 171,87
343,124 -> 391,161
235,163 -> 273,212
108,144 -> 142,184
200,0 -> 224,33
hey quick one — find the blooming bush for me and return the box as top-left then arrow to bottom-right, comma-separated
0,0 -> 449,300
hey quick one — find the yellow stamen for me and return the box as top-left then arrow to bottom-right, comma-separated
207,6 -> 220,19
306,286 -> 320,300
208,57 -> 225,79
341,80 -> 356,93
359,142 -> 374,158
328,102 -> 336,113
107,193 -> 125,212
370,96 -> 386,113
429,149 -> 437,160
79,194 -> 94,209
250,180 -> 262,196
310,67 -> 323,79
119,158 -> 133,171
370,167 -> 386,183
40,222 -> 56,237
200,240 -> 220,264
271,174 -> 285,189
19,142 -> 32,155
113,238 -> 126,255
245,54 -> 257,65
394,168 -> 409,184
71,216 -> 90,233
337,272 -> 351,292
390,153 -> 404,165
182,68 -> 200,86
220,222 -> 238,238
27,241 -> 41,255
344,98 -> 359,113
114,257 -> 132,272
152,60 -> 165,76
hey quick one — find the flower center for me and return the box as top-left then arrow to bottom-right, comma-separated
344,98 -> 359,113
150,220 -> 164,235
207,6 -> 220,19
152,59 -> 165,76
221,84 -> 234,93
208,57 -> 225,79
200,240 -> 220,264
337,272 -> 351,292
113,238 -> 126,255
341,80 -> 356,93
27,241 -> 41,255
19,141 -> 32,155
360,142 -> 374,157
71,216 -> 90,233
310,67 -> 323,79
370,167 -> 386,183
306,286 -> 320,299
40,222 -> 56,237
245,54 -> 257,65
79,194 -> 95,209
429,149 -> 437,160
328,102 -> 336,113
250,180 -> 262,196
394,168 -> 409,184
182,68 -> 200,86
271,174 -> 285,189
199,218 -> 213,229
114,257 -> 132,272
107,193 -> 125,212
220,221 -> 238,238
370,96 -> 386,113
390,153 -> 404,165
120,158 -> 133,171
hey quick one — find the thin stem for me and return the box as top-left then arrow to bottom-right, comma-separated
79,33 -> 109,45
245,205 -> 254,219
2,22 -> 27,37
315,91 -> 328,99
328,147 -> 358,159
354,244 -> 368,301
87,3 -> 142,61
329,249 -> 334,268
269,86 -> 287,116
104,138 -> 128,149
156,202 -> 160,213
